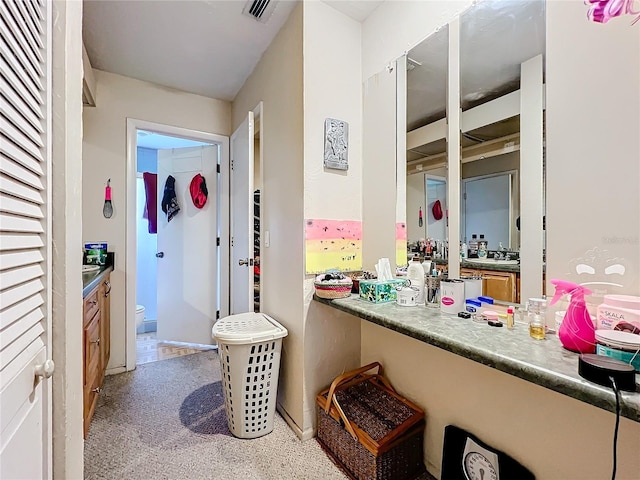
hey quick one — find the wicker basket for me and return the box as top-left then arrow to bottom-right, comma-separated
316,363 -> 425,480
314,282 -> 352,299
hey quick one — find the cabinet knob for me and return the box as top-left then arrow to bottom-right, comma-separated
92,387 -> 103,394
104,281 -> 111,296
91,338 -> 100,346
35,359 -> 55,379
90,299 -> 98,306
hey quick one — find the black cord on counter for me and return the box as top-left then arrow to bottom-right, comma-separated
608,376 -> 620,480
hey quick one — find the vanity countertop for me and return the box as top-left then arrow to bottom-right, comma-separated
314,294 -> 640,423
82,265 -> 113,298
422,257 -> 521,273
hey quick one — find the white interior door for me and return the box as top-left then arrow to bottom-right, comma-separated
463,174 -> 511,249
1,0 -> 53,478
230,112 -> 254,314
156,146 -> 218,344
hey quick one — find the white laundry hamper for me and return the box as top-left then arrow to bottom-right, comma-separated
212,312 -> 288,439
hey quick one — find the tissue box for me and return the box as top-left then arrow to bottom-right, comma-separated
359,279 -> 405,303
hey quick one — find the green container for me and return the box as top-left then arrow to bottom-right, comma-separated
359,279 -> 406,303
596,344 -> 640,372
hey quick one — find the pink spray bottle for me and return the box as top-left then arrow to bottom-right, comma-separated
550,279 -> 595,353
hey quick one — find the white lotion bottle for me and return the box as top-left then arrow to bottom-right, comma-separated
407,256 -> 426,304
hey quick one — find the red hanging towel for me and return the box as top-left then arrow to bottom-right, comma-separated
189,173 -> 208,209
143,172 -> 158,234
432,199 -> 443,221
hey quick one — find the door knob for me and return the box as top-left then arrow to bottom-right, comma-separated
35,359 -> 55,379
156,252 -> 164,258
238,258 -> 254,266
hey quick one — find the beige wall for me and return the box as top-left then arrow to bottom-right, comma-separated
302,0 -> 364,437
546,1 -> 640,297
362,321 -> 640,479
52,1 -> 84,477
356,2 -> 640,478
231,4 -> 305,431
302,1 -> 362,222
82,71 -> 231,370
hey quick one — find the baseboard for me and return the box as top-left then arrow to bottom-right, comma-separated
105,366 -> 126,376
276,403 -> 315,441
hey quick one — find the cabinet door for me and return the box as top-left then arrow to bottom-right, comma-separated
482,272 -> 516,303
98,274 -> 111,377
83,310 -> 101,438
460,268 -> 481,277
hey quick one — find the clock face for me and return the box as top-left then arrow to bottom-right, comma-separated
464,452 -> 498,480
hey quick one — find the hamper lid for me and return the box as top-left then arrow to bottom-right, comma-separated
212,312 -> 288,344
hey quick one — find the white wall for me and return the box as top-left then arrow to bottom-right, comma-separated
231,4 -> 305,431
407,173 -> 427,243
362,0 -> 473,81
83,71 -> 230,370
546,1 -> 640,298
302,0 -> 364,437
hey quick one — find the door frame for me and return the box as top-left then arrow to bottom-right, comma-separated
125,119 -> 230,371
253,102 -> 263,312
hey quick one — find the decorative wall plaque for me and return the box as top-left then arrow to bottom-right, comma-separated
324,118 -> 349,170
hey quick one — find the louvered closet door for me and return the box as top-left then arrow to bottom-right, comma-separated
0,1 -> 53,479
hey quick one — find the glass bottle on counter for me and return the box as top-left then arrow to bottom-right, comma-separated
528,298 -> 547,340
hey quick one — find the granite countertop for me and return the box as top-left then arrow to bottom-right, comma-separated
82,265 -> 113,298
428,257 -> 521,273
315,294 -> 640,423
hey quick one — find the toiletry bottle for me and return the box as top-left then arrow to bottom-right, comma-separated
506,307 -> 514,329
407,256 -> 425,304
550,279 -> 595,353
461,241 -> 467,260
421,257 -> 432,276
469,234 -> 478,256
478,235 -> 487,258
528,298 -> 547,340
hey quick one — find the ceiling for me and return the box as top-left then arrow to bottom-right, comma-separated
83,0 -> 383,102
406,0 -> 545,132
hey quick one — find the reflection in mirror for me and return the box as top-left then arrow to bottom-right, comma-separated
460,116 -> 520,252
405,26 -> 448,260
459,0 -> 545,301
403,0 -> 545,302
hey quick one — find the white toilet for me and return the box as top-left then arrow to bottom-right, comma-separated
135,305 -> 145,330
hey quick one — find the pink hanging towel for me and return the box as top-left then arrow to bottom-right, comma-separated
143,172 -> 158,234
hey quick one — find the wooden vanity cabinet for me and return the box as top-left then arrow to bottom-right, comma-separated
461,267 -> 518,303
83,272 -> 111,438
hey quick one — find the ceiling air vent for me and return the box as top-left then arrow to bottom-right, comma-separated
243,0 -> 278,23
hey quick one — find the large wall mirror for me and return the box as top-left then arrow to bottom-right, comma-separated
403,0 -> 545,303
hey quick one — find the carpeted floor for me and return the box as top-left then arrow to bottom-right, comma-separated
84,350 -> 348,480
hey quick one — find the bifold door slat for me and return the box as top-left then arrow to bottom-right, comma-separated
0,292 -> 44,330
0,174 -> 44,204
0,250 -> 44,270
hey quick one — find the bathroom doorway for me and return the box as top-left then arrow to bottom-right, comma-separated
126,120 -> 230,369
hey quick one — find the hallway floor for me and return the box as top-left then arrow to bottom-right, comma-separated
136,332 -> 215,365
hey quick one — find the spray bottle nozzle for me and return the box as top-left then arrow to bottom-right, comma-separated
549,279 -> 592,306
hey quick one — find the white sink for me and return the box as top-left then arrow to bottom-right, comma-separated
465,258 -> 519,265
